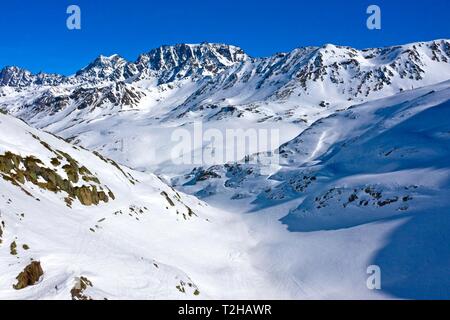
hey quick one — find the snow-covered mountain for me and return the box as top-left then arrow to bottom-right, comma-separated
1,39 -> 450,299
1,40 -> 449,176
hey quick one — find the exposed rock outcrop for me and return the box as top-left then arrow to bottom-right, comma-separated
13,261 -> 43,290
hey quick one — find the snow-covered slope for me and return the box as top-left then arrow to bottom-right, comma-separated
180,81 -> 450,203
278,81 -> 450,299
174,81 -> 450,299
0,112 -> 275,300
279,81 -> 450,225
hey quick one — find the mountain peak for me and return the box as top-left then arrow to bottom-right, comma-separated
77,54 -> 127,75
75,54 -> 129,81
93,54 -> 126,65
0,66 -> 33,86
138,42 -> 248,83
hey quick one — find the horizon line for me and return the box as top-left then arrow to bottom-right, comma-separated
2,37 -> 449,77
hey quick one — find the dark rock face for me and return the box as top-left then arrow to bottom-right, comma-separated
0,67 -> 34,86
23,90 -> 70,116
70,83 -> 146,110
11,82 -> 147,119
13,261 -> 44,290
143,43 -> 248,83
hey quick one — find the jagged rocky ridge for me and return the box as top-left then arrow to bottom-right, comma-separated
1,40 -> 450,121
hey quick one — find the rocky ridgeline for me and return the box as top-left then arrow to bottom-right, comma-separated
0,132 -> 115,206
1,40 -> 448,97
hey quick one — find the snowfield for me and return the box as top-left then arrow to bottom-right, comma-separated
0,40 -> 449,299
0,113 -> 279,299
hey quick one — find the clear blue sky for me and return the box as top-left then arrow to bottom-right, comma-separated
1,0 -> 449,75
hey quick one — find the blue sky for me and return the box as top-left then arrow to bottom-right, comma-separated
1,0 -> 449,75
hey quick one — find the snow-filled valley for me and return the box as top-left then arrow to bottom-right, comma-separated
0,40 -> 449,299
